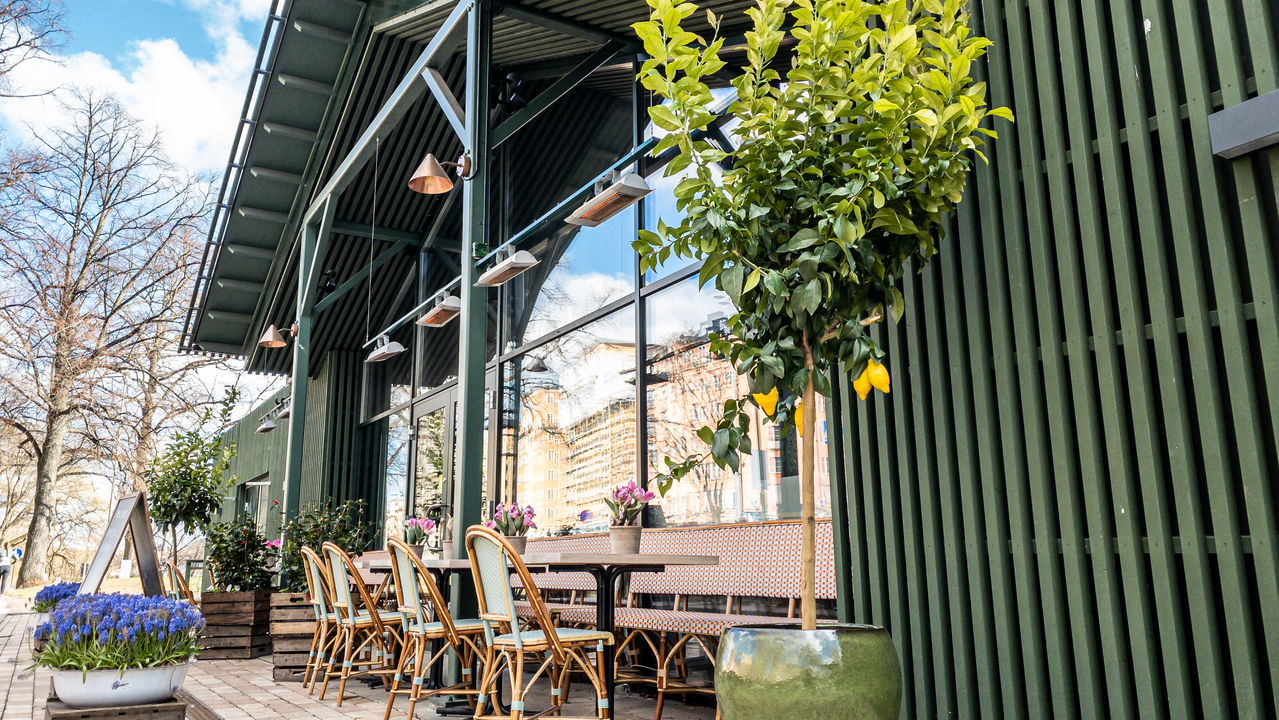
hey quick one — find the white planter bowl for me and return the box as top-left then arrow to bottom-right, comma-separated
51,660 -> 193,708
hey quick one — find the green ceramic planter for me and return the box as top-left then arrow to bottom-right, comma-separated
715,623 -> 901,720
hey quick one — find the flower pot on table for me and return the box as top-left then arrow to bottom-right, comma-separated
504,535 -> 528,554
609,525 -> 642,554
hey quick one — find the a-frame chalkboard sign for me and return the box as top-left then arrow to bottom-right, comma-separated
79,492 -> 164,596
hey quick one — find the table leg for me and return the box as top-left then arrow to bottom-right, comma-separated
591,567 -> 620,718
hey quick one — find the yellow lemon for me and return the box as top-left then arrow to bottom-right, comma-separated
752,387 -> 779,416
854,359 -> 891,400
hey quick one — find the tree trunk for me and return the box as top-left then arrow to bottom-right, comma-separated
800,349 -> 818,630
17,408 -> 69,587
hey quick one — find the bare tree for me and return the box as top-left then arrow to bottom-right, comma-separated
0,0 -> 64,97
0,90 -> 206,586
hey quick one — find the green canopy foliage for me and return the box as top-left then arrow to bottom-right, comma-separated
146,389 -> 238,536
633,0 -> 1011,491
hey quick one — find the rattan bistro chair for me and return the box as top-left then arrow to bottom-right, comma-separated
317,541 -> 404,706
162,561 -> 196,604
300,546 -> 340,693
466,525 -> 615,720
382,538 -> 488,720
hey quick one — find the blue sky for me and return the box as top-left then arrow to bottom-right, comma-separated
1,0 -> 270,172
60,0 -> 232,63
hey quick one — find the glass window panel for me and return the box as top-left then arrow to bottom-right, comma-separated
502,208 -> 637,349
644,277 -> 831,525
383,408 -> 410,535
412,407 -> 448,518
501,307 -> 637,535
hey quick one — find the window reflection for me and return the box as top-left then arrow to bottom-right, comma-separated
384,409 -> 410,536
503,208 -> 636,349
412,408 -> 448,518
502,307 -> 637,535
645,278 -> 831,525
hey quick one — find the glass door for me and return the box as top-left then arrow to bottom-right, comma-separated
411,389 -> 455,520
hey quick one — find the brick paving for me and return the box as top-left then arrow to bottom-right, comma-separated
0,607 -> 712,719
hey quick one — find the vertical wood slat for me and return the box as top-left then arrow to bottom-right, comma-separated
832,1 -> 1279,718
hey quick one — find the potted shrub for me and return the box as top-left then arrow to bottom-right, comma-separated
271,500 -> 372,681
33,593 -> 203,708
604,481 -> 655,554
486,502 -> 537,553
199,515 -> 277,659
632,0 -> 1010,716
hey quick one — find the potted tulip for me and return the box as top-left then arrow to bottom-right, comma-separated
404,516 -> 436,556
33,594 -> 203,708
632,0 -> 1010,716
487,502 -> 536,553
604,481 -> 655,554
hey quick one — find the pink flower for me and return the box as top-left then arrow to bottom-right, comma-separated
263,539 -> 282,550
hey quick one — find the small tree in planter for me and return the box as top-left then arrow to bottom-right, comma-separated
147,389 -> 238,567
199,515 -> 278,659
633,0 -> 1009,715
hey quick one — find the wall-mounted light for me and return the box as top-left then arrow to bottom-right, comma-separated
255,416 -> 278,434
275,397 -> 291,420
476,250 -> 538,287
408,153 -> 473,195
565,172 -> 651,227
416,294 -> 462,327
365,334 -> 406,363
257,323 -> 297,349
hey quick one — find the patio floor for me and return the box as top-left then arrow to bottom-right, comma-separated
0,608 -> 713,719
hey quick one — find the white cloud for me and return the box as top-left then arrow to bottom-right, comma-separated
0,0 -> 269,174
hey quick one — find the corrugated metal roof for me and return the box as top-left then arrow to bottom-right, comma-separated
187,0 -> 758,374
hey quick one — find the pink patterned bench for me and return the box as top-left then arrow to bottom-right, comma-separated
521,520 -> 836,718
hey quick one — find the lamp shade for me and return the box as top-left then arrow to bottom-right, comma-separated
256,416 -> 278,434
258,324 -> 287,348
408,153 -> 453,195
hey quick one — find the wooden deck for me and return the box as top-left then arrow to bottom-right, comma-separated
0,610 -> 712,719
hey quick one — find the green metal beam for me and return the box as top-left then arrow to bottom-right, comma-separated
499,1 -> 635,49
282,198 -> 334,523
490,40 -> 622,147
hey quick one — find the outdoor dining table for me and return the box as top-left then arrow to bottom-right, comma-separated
518,551 -> 720,714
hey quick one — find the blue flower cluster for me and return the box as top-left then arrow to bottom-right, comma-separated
31,582 -> 79,613
33,594 -> 205,671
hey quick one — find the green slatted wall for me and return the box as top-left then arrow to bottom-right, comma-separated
829,1 -> 1279,719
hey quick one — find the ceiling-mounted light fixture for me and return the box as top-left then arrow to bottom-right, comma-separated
476,250 -> 539,287
255,415 -> 278,434
408,153 -> 473,195
257,323 -> 297,349
524,356 -> 550,373
275,397 -> 291,420
365,334 -> 407,363
416,294 -> 462,327
565,172 -> 652,227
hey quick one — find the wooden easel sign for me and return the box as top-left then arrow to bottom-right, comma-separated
80,492 -> 164,596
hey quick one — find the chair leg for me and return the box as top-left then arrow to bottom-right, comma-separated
336,626 -> 358,706
473,644 -> 498,719
510,650 -> 526,720
303,620 -> 323,688
596,646 -> 610,720
317,626 -> 345,700
404,634 -> 429,720
382,632 -> 415,720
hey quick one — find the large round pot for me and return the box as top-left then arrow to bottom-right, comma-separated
51,661 -> 193,708
715,624 -> 900,719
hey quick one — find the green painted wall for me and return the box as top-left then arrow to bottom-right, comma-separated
215,351 -> 372,534
829,1 -> 1279,719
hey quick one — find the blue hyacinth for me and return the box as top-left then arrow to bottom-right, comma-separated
32,594 -> 205,672
31,582 -> 79,613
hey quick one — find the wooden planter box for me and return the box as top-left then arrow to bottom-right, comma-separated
199,589 -> 271,660
268,591 -> 316,682
46,690 -> 186,720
